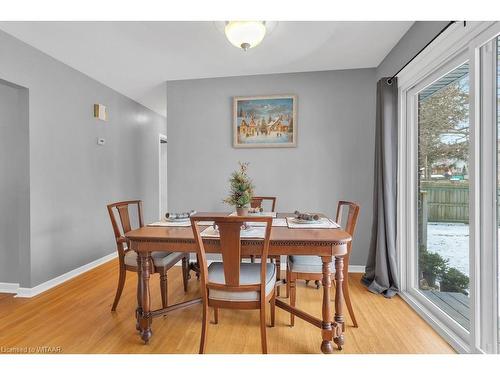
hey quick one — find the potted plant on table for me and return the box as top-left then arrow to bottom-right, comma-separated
223,162 -> 254,216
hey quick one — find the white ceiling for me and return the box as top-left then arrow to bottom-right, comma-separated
0,21 -> 412,116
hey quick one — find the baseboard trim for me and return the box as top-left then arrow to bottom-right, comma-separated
15,252 -> 117,298
347,265 -> 366,273
0,282 -> 20,294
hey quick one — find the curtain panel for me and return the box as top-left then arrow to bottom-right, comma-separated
362,78 -> 400,298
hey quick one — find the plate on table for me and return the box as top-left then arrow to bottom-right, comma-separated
165,217 -> 190,223
290,217 -> 322,225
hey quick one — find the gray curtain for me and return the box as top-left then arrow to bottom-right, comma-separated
362,78 -> 399,298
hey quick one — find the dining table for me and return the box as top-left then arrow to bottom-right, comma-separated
125,212 -> 352,354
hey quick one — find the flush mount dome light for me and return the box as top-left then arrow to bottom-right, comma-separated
221,21 -> 277,51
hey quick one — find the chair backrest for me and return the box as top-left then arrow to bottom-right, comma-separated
335,201 -> 360,259
107,200 -> 144,255
251,196 -> 277,212
190,215 -> 272,298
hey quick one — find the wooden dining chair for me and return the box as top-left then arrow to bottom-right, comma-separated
190,215 -> 276,354
286,201 -> 360,327
251,196 -> 276,212
107,200 -> 190,311
249,196 -> 283,296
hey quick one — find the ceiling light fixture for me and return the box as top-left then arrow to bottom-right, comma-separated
224,21 -> 267,51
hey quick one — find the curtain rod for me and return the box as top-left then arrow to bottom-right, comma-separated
387,21 -> 460,85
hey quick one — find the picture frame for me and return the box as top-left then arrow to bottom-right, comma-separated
233,94 -> 297,148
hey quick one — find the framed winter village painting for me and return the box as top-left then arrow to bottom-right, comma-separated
233,95 -> 297,148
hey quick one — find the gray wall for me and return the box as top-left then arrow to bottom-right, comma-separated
0,80 -> 30,285
0,30 -> 166,287
167,69 -> 376,266
376,21 -> 450,80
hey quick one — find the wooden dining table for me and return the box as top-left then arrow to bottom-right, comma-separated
125,212 -> 352,354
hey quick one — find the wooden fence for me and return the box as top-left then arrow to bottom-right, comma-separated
420,181 -> 469,223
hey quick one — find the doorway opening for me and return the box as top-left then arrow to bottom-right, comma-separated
0,79 -> 30,288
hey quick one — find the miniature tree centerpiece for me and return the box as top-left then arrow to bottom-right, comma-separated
223,162 -> 254,216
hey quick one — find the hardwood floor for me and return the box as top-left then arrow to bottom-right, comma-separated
0,259 -> 455,354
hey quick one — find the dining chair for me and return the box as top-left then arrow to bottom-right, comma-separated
249,196 -> 283,297
107,200 -> 190,311
190,215 -> 276,354
286,201 -> 360,327
251,196 -> 276,212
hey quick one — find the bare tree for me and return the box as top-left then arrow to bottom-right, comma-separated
418,79 -> 469,179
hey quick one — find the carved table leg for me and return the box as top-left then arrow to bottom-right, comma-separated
333,256 -> 345,350
275,256 -> 281,297
135,269 -> 141,331
137,251 -> 153,344
320,256 -> 334,354
192,254 -> 201,280
135,307 -> 141,331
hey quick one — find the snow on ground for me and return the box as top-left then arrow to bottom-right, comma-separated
426,222 -> 469,276
238,132 -> 292,144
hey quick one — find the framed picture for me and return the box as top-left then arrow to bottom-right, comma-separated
233,95 -> 297,148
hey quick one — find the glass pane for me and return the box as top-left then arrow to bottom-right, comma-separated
417,62 -> 470,330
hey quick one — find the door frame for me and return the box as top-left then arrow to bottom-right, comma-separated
402,50 -> 471,352
475,32 -> 500,354
158,133 -> 168,220
397,21 -> 500,353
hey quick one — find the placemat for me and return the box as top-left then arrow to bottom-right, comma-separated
286,217 -> 340,229
229,211 -> 277,218
148,220 -> 191,227
197,221 -> 215,226
148,220 -> 215,227
200,226 -> 266,238
248,218 -> 287,227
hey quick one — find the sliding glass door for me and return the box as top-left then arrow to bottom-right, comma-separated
417,62 -> 471,331
399,22 -> 500,353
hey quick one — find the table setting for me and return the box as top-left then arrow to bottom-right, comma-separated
286,211 -> 340,229
148,210 -> 214,227
200,223 -> 267,238
124,162 -> 352,353
148,210 -> 339,231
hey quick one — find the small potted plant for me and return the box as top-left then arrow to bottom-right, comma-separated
223,162 -> 254,216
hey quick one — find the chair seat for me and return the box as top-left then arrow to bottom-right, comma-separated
207,262 -> 276,302
124,250 -> 183,268
288,255 -> 335,274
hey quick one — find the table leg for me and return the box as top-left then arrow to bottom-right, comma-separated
190,254 -> 201,280
320,256 -> 333,354
275,256 -> 281,297
333,256 -> 345,350
137,251 -> 152,344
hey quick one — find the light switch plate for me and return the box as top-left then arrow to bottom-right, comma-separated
94,104 -> 107,121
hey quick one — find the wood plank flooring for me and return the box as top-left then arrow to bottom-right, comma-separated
0,259 -> 455,354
